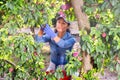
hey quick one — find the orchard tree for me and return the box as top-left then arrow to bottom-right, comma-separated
77,0 -> 120,79
0,0 -> 64,79
70,0 -> 92,73
62,0 -> 120,79
0,0 -> 120,80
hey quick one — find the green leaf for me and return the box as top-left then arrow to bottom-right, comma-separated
82,43 -> 87,51
98,0 -> 104,4
110,0 -> 118,6
116,63 -> 120,72
82,35 -> 90,42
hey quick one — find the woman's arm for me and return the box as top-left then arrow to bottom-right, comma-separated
53,36 -> 76,48
35,29 -> 51,42
43,24 -> 76,48
38,29 -> 44,36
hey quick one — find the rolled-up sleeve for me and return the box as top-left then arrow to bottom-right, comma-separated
34,34 -> 51,42
56,37 -> 76,48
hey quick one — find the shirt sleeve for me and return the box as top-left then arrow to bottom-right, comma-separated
56,37 -> 76,48
34,34 -> 51,43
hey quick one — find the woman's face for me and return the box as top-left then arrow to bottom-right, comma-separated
56,18 -> 68,33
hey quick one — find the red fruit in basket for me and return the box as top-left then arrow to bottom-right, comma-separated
46,71 -> 49,75
59,76 -> 71,80
62,70 -> 67,77
44,78 -> 47,80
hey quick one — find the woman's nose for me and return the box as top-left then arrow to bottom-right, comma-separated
58,23 -> 62,27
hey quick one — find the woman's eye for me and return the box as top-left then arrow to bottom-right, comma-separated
63,22 -> 66,25
58,21 -> 61,23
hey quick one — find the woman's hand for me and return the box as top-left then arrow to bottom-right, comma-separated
41,24 -> 61,43
44,24 -> 57,39
38,29 -> 43,36
38,25 -> 45,36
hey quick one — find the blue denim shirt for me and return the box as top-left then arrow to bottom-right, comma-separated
35,32 -> 76,66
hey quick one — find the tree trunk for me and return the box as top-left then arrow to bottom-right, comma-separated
71,0 -> 92,73
71,0 -> 90,33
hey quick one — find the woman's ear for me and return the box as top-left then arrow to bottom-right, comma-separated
67,24 -> 69,28
65,24 -> 68,29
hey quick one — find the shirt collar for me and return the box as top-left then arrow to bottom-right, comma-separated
57,32 -> 70,39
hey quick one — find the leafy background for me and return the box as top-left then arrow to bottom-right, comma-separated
0,0 -> 120,80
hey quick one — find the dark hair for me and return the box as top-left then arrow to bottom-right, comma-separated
52,13 -> 70,33
54,28 -> 70,33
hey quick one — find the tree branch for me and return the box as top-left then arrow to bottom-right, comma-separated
1,59 -> 16,68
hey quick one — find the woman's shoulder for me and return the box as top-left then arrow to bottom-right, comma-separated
65,32 -> 75,38
65,32 -> 76,42
66,32 -> 73,36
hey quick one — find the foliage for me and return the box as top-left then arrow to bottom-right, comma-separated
80,0 -> 120,79
65,51 -> 82,76
0,28 -> 46,79
82,69 -> 99,80
0,0 -> 78,79
0,0 -> 120,79
0,0 -> 64,79
39,50 -> 82,80
0,0 -> 63,28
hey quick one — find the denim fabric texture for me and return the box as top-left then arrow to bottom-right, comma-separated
35,32 -> 76,66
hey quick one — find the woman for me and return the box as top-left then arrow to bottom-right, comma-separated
35,15 -> 76,72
